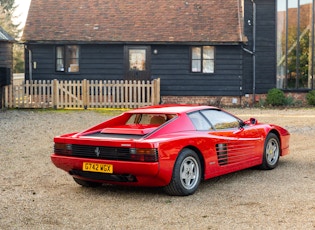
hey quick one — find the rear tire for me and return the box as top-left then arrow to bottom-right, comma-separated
260,133 -> 280,170
73,177 -> 102,187
164,148 -> 201,196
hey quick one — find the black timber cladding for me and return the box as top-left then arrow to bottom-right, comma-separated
0,27 -> 14,85
25,44 -> 244,96
0,27 -> 14,107
0,27 -> 14,69
243,0 -> 277,94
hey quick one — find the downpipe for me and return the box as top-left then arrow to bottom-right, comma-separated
25,45 -> 33,81
252,0 -> 256,106
242,0 -> 256,106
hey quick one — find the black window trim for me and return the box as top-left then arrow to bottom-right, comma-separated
55,45 -> 81,74
190,46 -> 215,74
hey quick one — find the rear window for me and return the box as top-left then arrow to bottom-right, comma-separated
126,114 -> 176,125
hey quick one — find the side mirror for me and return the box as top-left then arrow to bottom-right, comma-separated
243,118 -> 258,126
250,118 -> 257,125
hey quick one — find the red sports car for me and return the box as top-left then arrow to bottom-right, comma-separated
51,105 -> 290,196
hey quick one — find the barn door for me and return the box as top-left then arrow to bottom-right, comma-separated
124,46 -> 151,81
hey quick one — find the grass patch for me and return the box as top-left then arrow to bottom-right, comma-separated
6,107 -> 129,116
89,108 -> 129,116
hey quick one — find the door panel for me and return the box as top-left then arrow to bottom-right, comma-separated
203,127 -> 263,179
213,126 -> 263,169
124,46 -> 151,81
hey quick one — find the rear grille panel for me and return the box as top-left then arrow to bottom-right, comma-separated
72,145 -> 131,160
55,144 -> 159,162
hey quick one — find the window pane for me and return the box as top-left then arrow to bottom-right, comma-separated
299,1 -> 311,88
201,110 -> 239,130
203,60 -> 214,73
192,47 -> 201,59
203,46 -> 214,59
56,59 -> 64,71
192,60 -> 201,72
56,47 -> 64,58
56,47 -> 64,71
188,112 -> 212,130
277,0 -> 314,89
287,0 -> 298,88
126,113 -> 174,125
129,49 -> 146,71
66,46 -> 80,72
276,1 -> 287,88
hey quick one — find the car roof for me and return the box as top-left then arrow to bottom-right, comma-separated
126,104 -> 219,114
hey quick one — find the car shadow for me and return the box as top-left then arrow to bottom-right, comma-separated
70,161 -> 291,197
77,183 -> 166,197
197,160 -> 290,193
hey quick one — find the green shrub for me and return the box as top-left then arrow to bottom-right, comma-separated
266,88 -> 286,106
284,95 -> 295,106
306,90 -> 315,106
283,96 -> 302,107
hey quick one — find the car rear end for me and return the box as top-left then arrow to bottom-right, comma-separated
51,127 -> 171,187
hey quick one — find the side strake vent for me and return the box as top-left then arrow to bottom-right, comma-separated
216,143 -> 228,166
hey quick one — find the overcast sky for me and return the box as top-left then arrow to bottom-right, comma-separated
13,0 -> 31,27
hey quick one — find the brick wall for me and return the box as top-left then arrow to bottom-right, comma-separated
161,93 -> 309,107
161,95 -> 252,107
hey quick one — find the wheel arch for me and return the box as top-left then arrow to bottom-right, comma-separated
267,129 -> 282,155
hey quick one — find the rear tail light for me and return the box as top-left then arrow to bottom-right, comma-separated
54,143 -> 72,155
129,148 -> 158,162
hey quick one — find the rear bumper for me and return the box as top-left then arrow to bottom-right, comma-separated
280,134 -> 290,156
281,146 -> 290,156
51,154 -> 168,187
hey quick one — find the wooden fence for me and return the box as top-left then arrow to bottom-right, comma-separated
3,78 -> 160,109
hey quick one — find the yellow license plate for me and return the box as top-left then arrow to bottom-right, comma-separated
82,162 -> 113,174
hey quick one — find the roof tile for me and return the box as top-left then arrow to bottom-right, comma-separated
22,0 -> 245,43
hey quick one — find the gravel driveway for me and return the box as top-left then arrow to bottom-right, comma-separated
1,108 -> 314,229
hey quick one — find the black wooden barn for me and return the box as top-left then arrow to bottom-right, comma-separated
0,26 -> 14,108
21,0 -> 276,105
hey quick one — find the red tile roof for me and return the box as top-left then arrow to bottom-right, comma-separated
22,0 -> 245,43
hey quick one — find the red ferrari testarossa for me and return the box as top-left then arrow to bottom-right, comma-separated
51,105 -> 290,196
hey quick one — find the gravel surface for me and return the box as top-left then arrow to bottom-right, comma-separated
0,108 -> 315,229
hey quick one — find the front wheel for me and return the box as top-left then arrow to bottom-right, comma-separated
260,133 -> 280,170
164,148 -> 201,196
